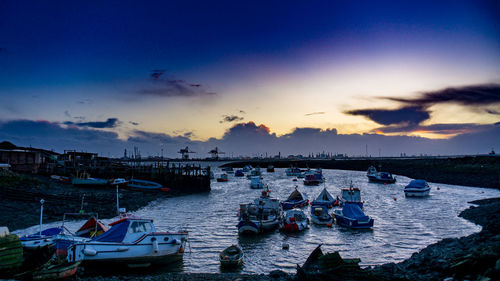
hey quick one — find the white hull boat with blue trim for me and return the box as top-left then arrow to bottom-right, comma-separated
67,216 -> 188,267
404,180 -> 431,197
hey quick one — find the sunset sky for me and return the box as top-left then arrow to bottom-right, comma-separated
1,1 -> 499,157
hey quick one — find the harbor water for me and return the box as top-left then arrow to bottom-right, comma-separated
16,167 -> 500,274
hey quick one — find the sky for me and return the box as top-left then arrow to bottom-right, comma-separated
1,1 -> 499,157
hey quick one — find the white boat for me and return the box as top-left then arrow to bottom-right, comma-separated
280,209 -> 309,232
67,215 -> 188,267
237,194 -> 281,235
246,168 -> 262,179
110,178 -> 128,187
404,180 -> 431,197
250,176 -> 265,189
219,245 -> 243,267
128,179 -> 163,191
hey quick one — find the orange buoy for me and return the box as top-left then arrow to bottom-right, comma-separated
327,223 -> 332,227
393,197 -> 397,201
437,187 -> 440,190
178,246 -> 185,253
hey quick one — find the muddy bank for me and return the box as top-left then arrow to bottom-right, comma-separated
222,156 -> 500,188
0,171 -> 197,231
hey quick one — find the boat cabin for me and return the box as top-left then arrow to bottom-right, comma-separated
341,188 -> 361,203
92,217 -> 156,243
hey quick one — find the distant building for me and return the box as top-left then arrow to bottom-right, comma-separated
0,141 -> 59,173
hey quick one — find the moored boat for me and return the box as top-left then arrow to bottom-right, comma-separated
367,166 -> 396,183
310,206 -> 334,226
311,188 -> 337,208
285,167 -> 302,177
280,209 -> 309,232
246,168 -> 262,179
303,174 -> 320,186
72,172 -> 108,188
267,165 -> 275,172
219,245 -> 243,267
235,169 -> 244,177
249,176 -> 265,189
128,179 -> 163,191
404,179 -> 431,197
340,186 -> 364,209
237,195 -> 281,235
217,173 -> 229,182
67,215 -> 188,267
281,188 -> 308,210
333,203 -> 374,229
110,178 -> 128,187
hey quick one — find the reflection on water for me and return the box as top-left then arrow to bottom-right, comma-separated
16,168 -> 500,274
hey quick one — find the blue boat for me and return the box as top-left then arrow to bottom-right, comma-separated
311,188 -> 338,208
310,205 -> 333,226
281,188 -> 308,210
128,179 -> 163,191
333,203 -> 374,229
235,169 -> 244,177
404,179 -> 431,197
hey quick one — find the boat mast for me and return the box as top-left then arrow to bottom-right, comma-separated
116,184 -> 120,215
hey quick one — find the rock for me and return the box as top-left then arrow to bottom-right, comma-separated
496,259 -> 500,271
269,270 -> 288,279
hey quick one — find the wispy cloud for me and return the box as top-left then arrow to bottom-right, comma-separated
129,121 -> 140,126
138,70 -> 216,99
305,111 -> 325,116
64,118 -> 121,129
220,114 -> 244,123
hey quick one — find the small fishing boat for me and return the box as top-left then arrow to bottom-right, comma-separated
128,179 -> 163,191
72,172 -> 108,188
20,227 -> 64,250
311,188 -> 337,208
280,209 -> 309,232
333,203 -> 374,229
267,165 -> 275,172
310,206 -> 334,226
237,195 -> 281,235
285,167 -> 302,177
367,166 -> 396,183
249,176 -> 265,189
242,165 -> 252,173
340,186 -> 364,209
404,179 -> 431,197
281,188 -> 308,210
303,174 -> 320,186
217,173 -> 229,182
219,245 -> 243,267
67,215 -> 188,267
235,169 -> 244,177
314,168 -> 324,183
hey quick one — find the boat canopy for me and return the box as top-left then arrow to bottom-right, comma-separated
316,188 -> 334,202
407,179 -> 428,188
287,189 -> 304,201
92,220 -> 130,243
75,217 -> 108,238
342,203 -> 370,221
21,227 -> 63,239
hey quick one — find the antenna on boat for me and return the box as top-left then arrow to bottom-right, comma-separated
80,194 -> 85,214
39,199 -> 44,236
116,184 -> 120,215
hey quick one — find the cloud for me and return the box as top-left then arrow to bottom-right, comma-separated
64,118 -> 121,128
345,106 -> 430,126
77,99 -> 93,105
375,123 -> 493,135
239,110 -> 246,114
138,71 -> 216,99
486,109 -> 500,115
129,121 -> 140,126
219,115 -> 244,123
305,111 -> 325,116
385,84 -> 500,106
1,119 -> 499,157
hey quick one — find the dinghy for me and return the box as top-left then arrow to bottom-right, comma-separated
217,173 -> 229,182
249,176 -> 265,189
219,245 -> 243,267
303,174 -> 320,186
281,188 -> 308,210
235,169 -> 244,177
310,206 -> 334,226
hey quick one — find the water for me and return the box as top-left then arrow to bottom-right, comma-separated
16,168 -> 500,274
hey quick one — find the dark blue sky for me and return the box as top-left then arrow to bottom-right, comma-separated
0,0 -> 499,156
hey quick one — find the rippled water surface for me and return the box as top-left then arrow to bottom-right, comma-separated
17,167 -> 500,274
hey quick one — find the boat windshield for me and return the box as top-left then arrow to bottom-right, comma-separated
128,221 -> 153,233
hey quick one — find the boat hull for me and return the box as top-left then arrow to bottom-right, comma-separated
281,200 -> 307,210
404,188 -> 430,197
335,215 -> 374,229
311,215 -> 334,225
69,233 -> 187,267
237,219 -> 278,235
368,177 -> 396,184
